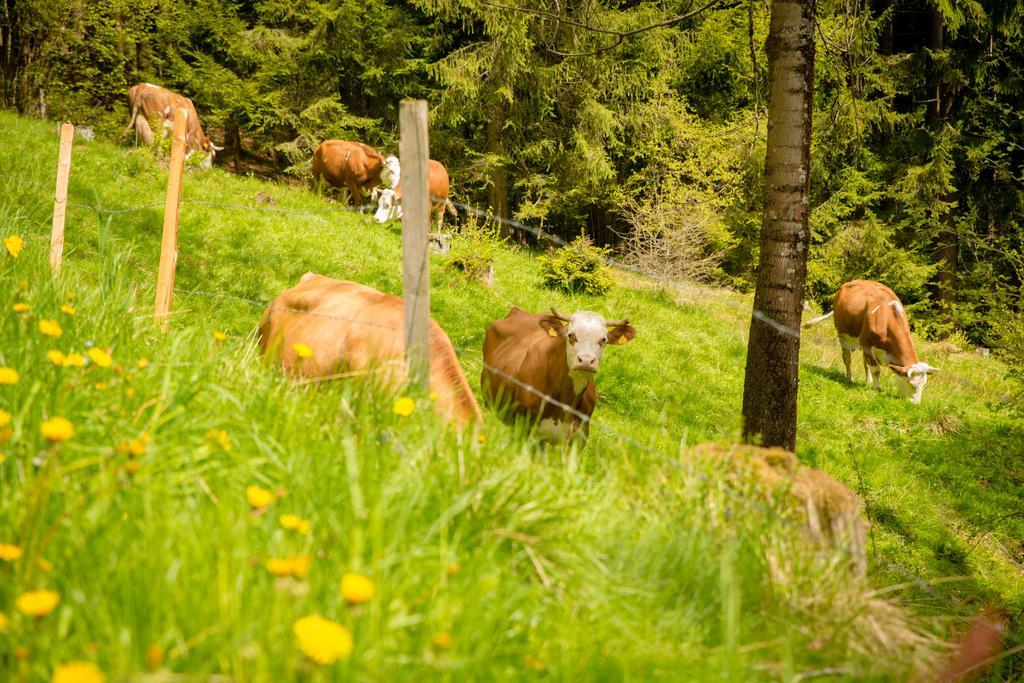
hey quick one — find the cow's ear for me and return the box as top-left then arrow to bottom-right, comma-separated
608,324 -> 636,345
539,316 -> 566,338
923,363 -> 940,374
889,363 -> 909,376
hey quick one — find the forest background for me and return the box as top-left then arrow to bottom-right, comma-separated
2,0 -> 1024,358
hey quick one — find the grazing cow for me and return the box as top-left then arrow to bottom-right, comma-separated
373,159 -> 455,229
258,273 -> 481,426
481,307 -> 635,440
312,140 -> 395,207
804,279 -> 938,403
125,83 -> 220,168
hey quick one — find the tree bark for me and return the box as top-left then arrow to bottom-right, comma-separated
741,0 -> 816,452
486,115 -> 510,235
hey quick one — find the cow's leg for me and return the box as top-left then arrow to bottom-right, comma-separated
435,205 -> 444,231
839,334 -> 857,382
135,116 -> 154,146
347,181 -> 363,208
862,347 -> 875,387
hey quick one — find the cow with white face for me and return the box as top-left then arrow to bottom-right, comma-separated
381,155 -> 401,188
804,279 -> 938,403
373,187 -> 401,223
372,159 -> 455,229
482,306 -> 636,440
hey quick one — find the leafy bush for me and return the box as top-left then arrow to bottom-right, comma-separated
538,233 -> 613,295
446,214 -> 504,285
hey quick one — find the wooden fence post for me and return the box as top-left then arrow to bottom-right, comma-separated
49,122 -> 74,273
154,107 -> 188,326
399,99 -> 431,391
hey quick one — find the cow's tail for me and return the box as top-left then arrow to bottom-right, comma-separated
802,310 -> 834,329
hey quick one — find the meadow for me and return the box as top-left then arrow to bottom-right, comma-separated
1,111 -> 1023,681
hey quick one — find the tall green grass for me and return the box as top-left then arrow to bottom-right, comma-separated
0,112 -> 1022,680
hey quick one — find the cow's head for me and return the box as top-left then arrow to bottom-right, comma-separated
198,136 -> 223,169
374,188 -> 402,223
381,155 -> 401,188
539,307 -> 635,375
890,361 -> 939,404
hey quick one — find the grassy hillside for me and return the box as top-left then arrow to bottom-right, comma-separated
1,111 -> 1022,681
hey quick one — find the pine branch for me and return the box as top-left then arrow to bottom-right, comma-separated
478,0 -> 729,57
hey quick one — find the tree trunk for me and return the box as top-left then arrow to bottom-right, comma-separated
741,0 -> 816,452
486,116 -> 510,236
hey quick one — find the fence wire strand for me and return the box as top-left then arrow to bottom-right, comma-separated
4,153 -> 1017,622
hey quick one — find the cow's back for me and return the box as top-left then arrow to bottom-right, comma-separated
832,280 -> 897,339
260,273 -> 480,425
312,140 -> 383,188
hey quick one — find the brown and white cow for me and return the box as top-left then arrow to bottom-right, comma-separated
372,158 -> 455,229
258,273 -> 481,426
481,307 -> 635,440
804,279 -> 938,403
311,140 -> 398,207
125,83 -> 220,168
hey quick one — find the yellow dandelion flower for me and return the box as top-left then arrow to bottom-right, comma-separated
206,429 -> 232,451
41,417 -> 74,442
47,350 -> 66,366
213,331 -> 227,341
38,558 -> 53,572
447,562 -> 461,576
0,453 -> 6,463
12,303 -> 29,313
137,358 -> 149,369
128,434 -> 148,456
125,387 -> 135,397
266,555 -> 312,578
94,382 -> 107,390
280,514 -> 312,534
293,615 -> 353,664
4,235 -> 24,258
15,589 -> 60,616
60,304 -> 76,316
293,342 -> 313,358
0,367 -> 19,384
0,612 -> 7,633
392,396 -> 415,417
432,632 -> 454,650
88,348 -> 112,368
124,460 -> 142,474
477,433 -> 487,444
265,557 -> 293,576
340,572 -> 375,604
63,353 -> 85,368
39,319 -> 63,337
0,410 -> 10,427
146,643 -> 164,670
0,544 -> 23,560
246,485 -> 275,509
52,661 -> 105,683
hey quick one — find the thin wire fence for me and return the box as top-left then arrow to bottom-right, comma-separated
3,152 -> 1016,617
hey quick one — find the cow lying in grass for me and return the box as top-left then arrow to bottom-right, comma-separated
804,279 -> 938,403
258,273 -> 481,426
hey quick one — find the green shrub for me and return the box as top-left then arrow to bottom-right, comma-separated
446,214 -> 503,284
538,233 -> 613,295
